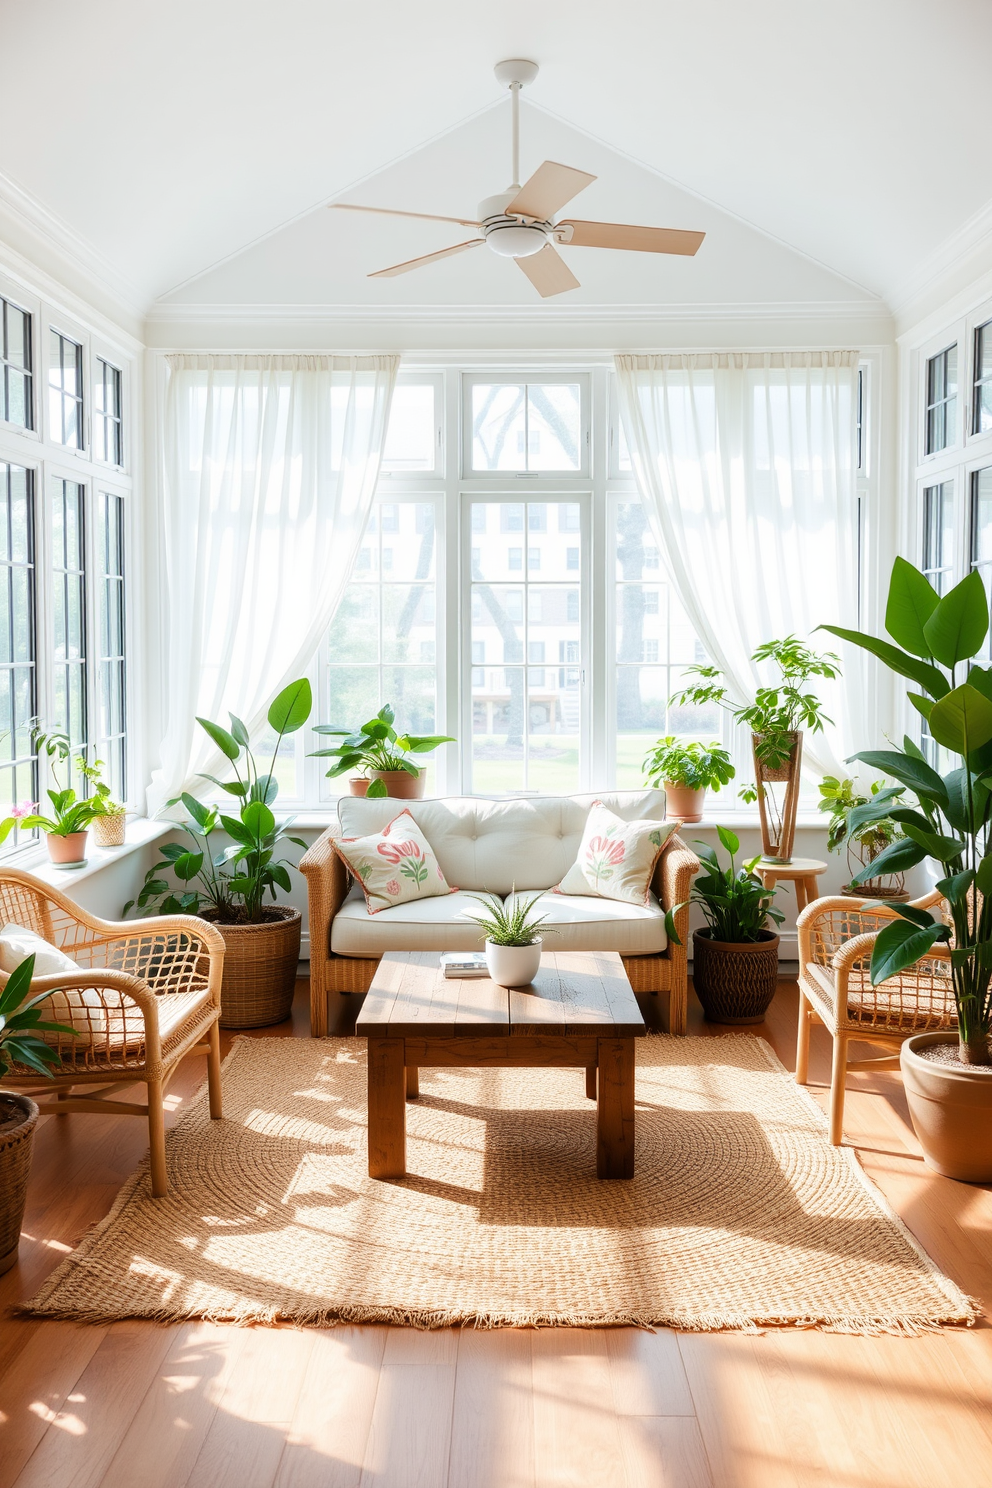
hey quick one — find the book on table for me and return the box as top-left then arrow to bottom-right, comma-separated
439,951 -> 489,979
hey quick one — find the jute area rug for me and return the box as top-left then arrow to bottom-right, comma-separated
23,1035 -> 977,1333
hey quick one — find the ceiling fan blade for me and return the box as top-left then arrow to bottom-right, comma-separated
368,239 -> 485,278
558,220 -> 705,256
506,162 -> 596,221
515,245 -> 580,299
332,203 -> 481,229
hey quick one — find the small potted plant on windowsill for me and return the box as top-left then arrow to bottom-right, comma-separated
0,729 -> 105,867
0,953 -> 77,1273
679,826 -> 784,1024
126,680 -> 313,1028
817,775 -> 909,900
642,737 -> 735,822
311,705 -> 455,799
671,637 -> 841,865
467,889 -> 554,988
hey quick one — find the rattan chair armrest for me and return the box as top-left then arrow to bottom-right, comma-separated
655,834 -> 699,917
830,929 -> 952,973
3,968 -> 160,1017
300,827 -> 350,962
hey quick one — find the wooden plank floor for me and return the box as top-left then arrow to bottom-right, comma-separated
2,974 -> 991,1488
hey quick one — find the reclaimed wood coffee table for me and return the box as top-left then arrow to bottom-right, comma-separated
356,949 -> 646,1181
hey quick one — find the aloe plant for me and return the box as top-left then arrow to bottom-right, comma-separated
821,556 -> 992,1064
467,890 -> 554,947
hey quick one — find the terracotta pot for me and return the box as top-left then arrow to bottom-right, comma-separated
485,937 -> 542,988
203,907 -> 302,1029
0,1092 -> 39,1275
692,928 -> 780,1024
372,768 -> 425,799
900,1032 -> 992,1183
92,813 -> 126,848
46,831 -> 88,865
349,777 -> 371,797
664,783 -> 706,822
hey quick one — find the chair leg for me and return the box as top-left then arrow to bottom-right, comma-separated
795,992 -> 811,1086
207,1020 -> 223,1120
148,1080 -> 168,1198
828,1034 -> 849,1146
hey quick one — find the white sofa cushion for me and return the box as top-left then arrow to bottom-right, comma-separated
556,803 -> 679,905
330,884 -> 667,957
335,791 -> 668,895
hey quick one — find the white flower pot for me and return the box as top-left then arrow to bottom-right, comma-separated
484,938 -> 543,988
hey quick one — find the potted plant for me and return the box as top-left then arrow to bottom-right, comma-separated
126,680 -> 312,1028
683,826 -> 784,1024
671,637 -> 841,865
312,704 -> 455,799
0,728 -> 105,866
822,556 -> 992,1180
467,889 -> 553,988
0,953 -> 77,1273
642,736 -> 735,822
817,776 -> 908,899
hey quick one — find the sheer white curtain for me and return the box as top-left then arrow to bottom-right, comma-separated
614,351 -> 863,777
147,353 -> 399,813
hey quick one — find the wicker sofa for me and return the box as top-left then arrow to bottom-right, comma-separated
300,790 -> 699,1037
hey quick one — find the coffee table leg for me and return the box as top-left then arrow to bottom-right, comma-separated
585,1065 -> 597,1099
406,1066 -> 420,1100
367,1038 -> 406,1178
597,1038 -> 635,1179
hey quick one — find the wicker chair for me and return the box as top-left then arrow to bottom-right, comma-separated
0,869 -> 225,1198
796,891 -> 957,1144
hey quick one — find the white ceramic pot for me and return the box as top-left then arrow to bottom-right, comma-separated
485,938 -> 543,988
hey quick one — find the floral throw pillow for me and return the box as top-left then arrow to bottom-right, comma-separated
554,803 -> 679,906
330,809 -> 455,915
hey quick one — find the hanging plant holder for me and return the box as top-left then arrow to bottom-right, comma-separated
753,731 -> 802,865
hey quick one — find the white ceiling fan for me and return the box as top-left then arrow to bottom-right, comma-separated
329,60 -> 706,298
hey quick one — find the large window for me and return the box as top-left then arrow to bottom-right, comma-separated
49,330 -> 84,449
925,344 -> 957,455
94,358 -> 123,466
0,296 -> 32,430
0,463 -> 37,845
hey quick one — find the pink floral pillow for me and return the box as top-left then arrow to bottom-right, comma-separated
330,809 -> 454,914
554,802 -> 679,906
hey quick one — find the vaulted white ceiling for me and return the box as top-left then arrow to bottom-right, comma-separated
2,0 -> 990,319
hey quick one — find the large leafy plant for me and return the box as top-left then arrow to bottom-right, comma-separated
0,953 -> 77,1079
126,680 -> 312,925
671,637 -> 840,772
311,705 -> 454,798
688,826 -> 784,943
642,737 -> 735,793
821,557 -> 992,1065
0,728 -> 107,845
818,776 -> 906,888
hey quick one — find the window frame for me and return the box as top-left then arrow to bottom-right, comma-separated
0,291 -> 35,434
460,372 -> 591,480
94,355 -> 124,469
378,371 -> 443,479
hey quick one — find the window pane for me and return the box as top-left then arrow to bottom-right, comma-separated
975,323 -> 992,436
471,383 -> 526,471
386,504 -> 435,581
95,491 -> 126,798
923,481 -> 954,593
526,384 -> 581,471
0,463 -> 37,849
327,584 -> 379,662
925,345 -> 957,454
971,468 -> 992,665
49,332 -> 83,449
382,584 -> 435,662
381,382 -> 436,471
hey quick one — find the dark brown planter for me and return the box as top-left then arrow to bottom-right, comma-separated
371,768 -> 425,799
900,1032 -> 992,1183
205,906 -> 302,1028
0,1092 -> 39,1275
692,928 -> 780,1025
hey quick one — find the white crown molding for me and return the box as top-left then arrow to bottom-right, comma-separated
0,168 -> 146,339
146,299 -> 889,326
890,195 -> 992,334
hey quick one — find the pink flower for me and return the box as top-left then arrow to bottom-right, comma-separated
588,836 -> 625,866
378,838 -> 422,864
9,800 -> 35,820
385,879 -> 400,896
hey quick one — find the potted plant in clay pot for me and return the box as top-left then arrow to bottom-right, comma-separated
125,680 -> 312,1029
311,704 -> 454,799
817,775 -> 909,900
0,728 -> 105,867
671,637 -> 841,865
0,953 -> 77,1273
821,556 -> 992,1182
467,889 -> 554,988
642,736 -> 735,822
678,826 -> 784,1024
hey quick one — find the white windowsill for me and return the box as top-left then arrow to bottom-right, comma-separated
4,818 -> 178,890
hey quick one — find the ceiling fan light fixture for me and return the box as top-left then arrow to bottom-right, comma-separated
477,190 -> 551,258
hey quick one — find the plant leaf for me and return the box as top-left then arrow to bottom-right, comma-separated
907,692 -> 934,721
716,825 -> 740,855
885,557 -> 940,657
848,836 -> 926,885
935,870 -> 975,906
196,717 -> 241,761
242,800 -> 276,839
928,682 -> 992,756
229,714 -> 250,747
870,919 -> 947,985
849,749 -> 948,804
819,624 -> 949,699
899,822 -> 966,860
922,570 -> 989,668
366,779 -> 387,798
663,905 -> 684,947
268,678 -> 312,735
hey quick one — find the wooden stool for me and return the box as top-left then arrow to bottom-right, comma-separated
754,857 -> 827,915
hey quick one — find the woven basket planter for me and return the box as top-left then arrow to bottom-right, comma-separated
208,907 -> 302,1029
0,1092 -> 39,1275
92,813 -> 126,848
692,928 -> 780,1025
